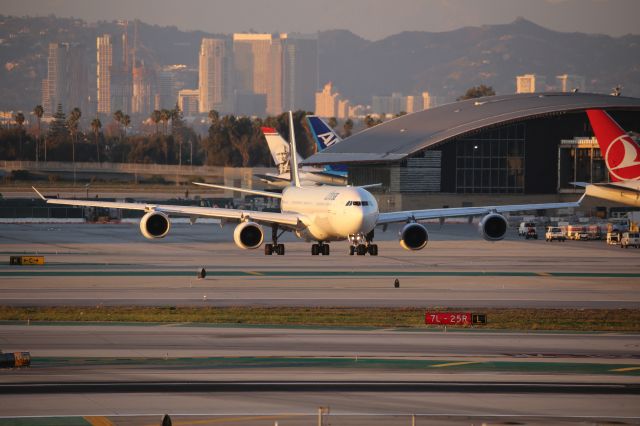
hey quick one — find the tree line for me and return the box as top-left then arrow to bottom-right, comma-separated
0,106 -> 344,167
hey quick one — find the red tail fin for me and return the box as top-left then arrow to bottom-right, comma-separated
586,109 -> 640,182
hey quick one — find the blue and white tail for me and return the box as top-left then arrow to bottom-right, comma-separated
306,115 -> 342,151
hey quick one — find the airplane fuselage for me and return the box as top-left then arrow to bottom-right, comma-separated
280,185 -> 379,241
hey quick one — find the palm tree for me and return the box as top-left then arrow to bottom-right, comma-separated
32,105 -> 44,162
208,109 -> 219,124
113,110 -> 124,141
151,110 -> 161,135
343,118 -> 354,138
160,109 -> 170,136
14,112 -> 25,159
328,117 -> 338,129
122,114 -> 131,138
91,117 -> 102,163
68,107 -> 82,165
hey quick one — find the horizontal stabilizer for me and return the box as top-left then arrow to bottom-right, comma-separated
192,182 -> 283,199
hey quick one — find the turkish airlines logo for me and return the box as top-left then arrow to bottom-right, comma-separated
605,134 -> 640,181
318,132 -> 338,148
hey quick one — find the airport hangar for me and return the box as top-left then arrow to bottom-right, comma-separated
304,92 -> 640,212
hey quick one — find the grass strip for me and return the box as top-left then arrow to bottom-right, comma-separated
0,306 -> 639,332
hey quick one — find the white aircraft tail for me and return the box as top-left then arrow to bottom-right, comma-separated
288,111 -> 301,188
261,127 -> 304,174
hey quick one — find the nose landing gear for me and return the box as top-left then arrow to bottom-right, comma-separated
349,231 -> 378,256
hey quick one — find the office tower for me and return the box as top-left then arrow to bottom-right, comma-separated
131,61 -> 154,116
282,33 -> 318,112
234,33 -> 287,116
96,34 -> 113,114
178,89 -> 200,116
42,43 -> 89,116
198,38 -> 232,113
422,92 -> 432,110
556,74 -> 585,92
315,82 -> 341,118
516,74 -> 546,93
157,69 -> 177,110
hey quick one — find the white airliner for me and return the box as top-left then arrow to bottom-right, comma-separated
33,112 -> 583,256
575,110 -> 640,207
255,127 -> 347,187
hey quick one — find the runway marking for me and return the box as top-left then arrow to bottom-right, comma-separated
145,414 -> 302,425
610,366 -> 640,372
2,270 -> 640,278
83,416 -> 114,426
430,361 -> 482,368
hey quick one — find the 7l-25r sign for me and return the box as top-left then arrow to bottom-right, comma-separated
425,312 -> 487,326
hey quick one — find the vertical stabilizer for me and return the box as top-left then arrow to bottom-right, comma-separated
288,111 -> 301,188
587,109 -> 640,182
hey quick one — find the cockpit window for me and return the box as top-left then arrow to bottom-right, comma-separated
346,201 -> 352,206
345,201 -> 369,207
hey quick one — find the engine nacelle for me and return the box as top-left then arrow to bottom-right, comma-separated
478,213 -> 508,241
399,223 -> 429,251
233,221 -> 264,249
140,211 -> 171,239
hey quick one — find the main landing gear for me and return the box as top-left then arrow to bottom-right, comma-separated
265,224 -> 286,255
311,242 -> 330,256
349,231 -> 378,256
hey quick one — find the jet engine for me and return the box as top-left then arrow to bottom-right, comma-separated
140,211 -> 171,239
478,213 -> 508,241
399,223 -> 429,251
233,221 -> 264,249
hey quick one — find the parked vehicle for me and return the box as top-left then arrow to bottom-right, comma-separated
621,232 -> 640,248
567,225 -> 585,240
518,222 -> 536,236
545,227 -> 566,242
607,232 -> 621,245
525,227 -> 538,239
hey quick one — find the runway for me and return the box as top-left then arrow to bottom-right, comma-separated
1,222 -> 640,423
1,223 -> 639,308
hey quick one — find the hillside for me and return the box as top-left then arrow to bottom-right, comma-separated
1,15 -> 638,111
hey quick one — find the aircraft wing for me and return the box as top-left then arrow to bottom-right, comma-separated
32,187 -> 302,227
573,181 -> 640,191
377,197 -> 584,225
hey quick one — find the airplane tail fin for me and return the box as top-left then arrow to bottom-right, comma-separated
261,127 -> 289,167
586,109 -> 640,182
288,111 -> 301,188
306,115 -> 342,151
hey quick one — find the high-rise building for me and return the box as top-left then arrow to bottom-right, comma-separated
282,34 -> 318,112
337,99 -> 350,119
422,92 -> 432,110
96,34 -> 113,114
315,82 -> 341,118
42,43 -> 89,117
516,74 -> 546,93
233,33 -> 286,116
131,61 -> 154,116
157,69 -> 177,110
556,74 -> 585,92
178,89 -> 200,116
198,38 -> 232,113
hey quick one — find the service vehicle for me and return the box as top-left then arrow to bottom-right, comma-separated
621,232 -> 640,248
525,227 -> 538,239
607,232 -> 621,245
518,222 -> 536,236
545,226 -> 566,242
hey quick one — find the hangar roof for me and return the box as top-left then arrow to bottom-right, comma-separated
303,93 -> 640,165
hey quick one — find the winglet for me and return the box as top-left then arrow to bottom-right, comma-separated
32,186 -> 46,201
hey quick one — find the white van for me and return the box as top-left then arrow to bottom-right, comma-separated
518,222 -> 536,236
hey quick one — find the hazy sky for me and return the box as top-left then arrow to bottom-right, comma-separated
2,0 -> 638,39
